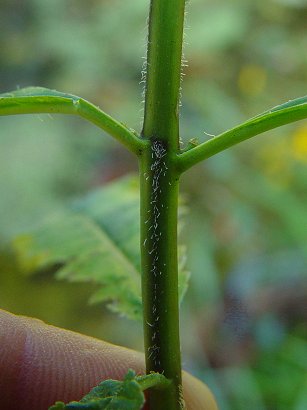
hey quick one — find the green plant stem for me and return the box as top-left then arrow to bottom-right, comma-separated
140,149 -> 183,410
0,92 -> 144,155
142,0 -> 185,151
140,0 -> 186,409
177,101 -> 307,173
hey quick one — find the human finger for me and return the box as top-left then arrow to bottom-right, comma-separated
0,309 -> 218,410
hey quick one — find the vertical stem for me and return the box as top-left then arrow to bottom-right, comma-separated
142,0 -> 185,151
140,0 -> 186,409
140,146 -> 183,410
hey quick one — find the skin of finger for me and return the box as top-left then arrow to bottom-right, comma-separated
0,309 -> 218,410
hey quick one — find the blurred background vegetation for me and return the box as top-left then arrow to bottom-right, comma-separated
0,0 -> 306,408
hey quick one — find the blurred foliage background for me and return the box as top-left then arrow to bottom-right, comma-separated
0,0 -> 307,408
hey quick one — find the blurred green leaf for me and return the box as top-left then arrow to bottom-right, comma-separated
13,175 -> 189,320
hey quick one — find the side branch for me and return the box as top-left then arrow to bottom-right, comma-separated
0,87 -> 145,155
176,96 -> 307,173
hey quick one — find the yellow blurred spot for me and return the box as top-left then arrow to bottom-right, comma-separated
238,64 -> 267,96
291,126 -> 307,162
257,139 -> 291,186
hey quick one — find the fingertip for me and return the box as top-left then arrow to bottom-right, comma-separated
183,372 -> 219,410
0,310 -> 218,410
0,309 -> 145,410
0,310 -> 28,408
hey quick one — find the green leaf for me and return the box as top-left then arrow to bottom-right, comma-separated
49,403 -> 66,410
48,370 -> 169,410
259,96 -> 307,115
0,86 -> 79,100
13,175 -> 189,320
178,95 -> 307,172
0,87 -> 143,154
